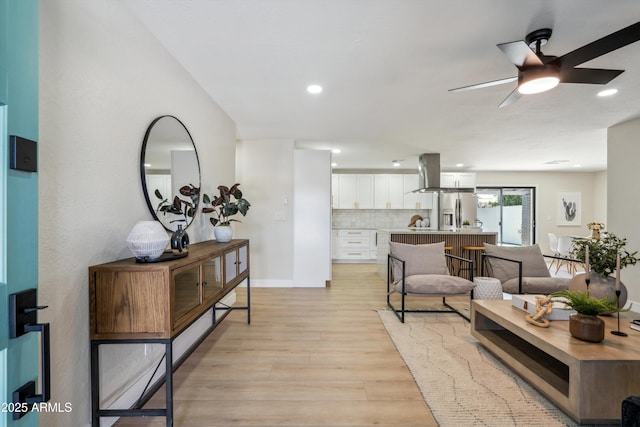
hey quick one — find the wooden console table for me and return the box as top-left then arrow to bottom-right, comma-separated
471,300 -> 640,424
89,239 -> 250,427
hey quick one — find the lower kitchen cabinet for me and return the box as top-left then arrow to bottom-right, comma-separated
333,229 -> 377,262
88,239 -> 250,426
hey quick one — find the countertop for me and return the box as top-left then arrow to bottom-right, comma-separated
378,228 -> 497,235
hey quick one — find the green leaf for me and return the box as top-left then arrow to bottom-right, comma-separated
154,189 -> 163,200
237,198 -> 251,216
203,193 -> 211,204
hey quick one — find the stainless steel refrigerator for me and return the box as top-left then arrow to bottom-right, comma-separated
439,192 -> 478,230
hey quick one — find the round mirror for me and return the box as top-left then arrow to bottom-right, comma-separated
140,115 -> 201,232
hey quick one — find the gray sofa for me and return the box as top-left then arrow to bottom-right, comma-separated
482,243 -> 570,294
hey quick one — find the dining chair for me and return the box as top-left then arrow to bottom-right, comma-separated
555,235 -> 576,275
547,233 -> 560,271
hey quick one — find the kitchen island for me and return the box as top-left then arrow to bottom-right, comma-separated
376,228 -> 498,279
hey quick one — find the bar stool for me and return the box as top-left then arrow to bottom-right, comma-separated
461,245 -> 484,280
444,245 -> 453,271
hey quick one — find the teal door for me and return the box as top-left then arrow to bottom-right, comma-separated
1,1 -> 40,425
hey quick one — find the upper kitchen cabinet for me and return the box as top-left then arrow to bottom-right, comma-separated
440,172 -> 476,189
335,174 -> 374,209
331,174 -> 340,208
374,174 -> 404,209
402,175 -> 434,209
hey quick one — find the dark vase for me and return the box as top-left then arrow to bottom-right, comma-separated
569,313 -> 605,343
568,273 -> 627,310
171,224 -> 190,253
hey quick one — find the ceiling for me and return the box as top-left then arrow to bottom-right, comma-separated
123,0 -> 640,172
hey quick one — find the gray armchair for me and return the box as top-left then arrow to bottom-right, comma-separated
387,241 -> 476,322
482,243 -> 570,294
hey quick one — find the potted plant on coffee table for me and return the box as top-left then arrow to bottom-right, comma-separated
569,233 -> 639,307
550,289 -> 627,342
202,183 -> 251,243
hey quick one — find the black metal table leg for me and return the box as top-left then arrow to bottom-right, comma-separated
91,341 -> 100,427
165,342 -> 173,427
247,276 -> 251,324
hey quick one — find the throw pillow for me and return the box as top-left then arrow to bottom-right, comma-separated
483,243 -> 551,283
389,241 -> 449,278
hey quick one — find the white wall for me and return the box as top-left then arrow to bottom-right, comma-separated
608,117 -> 640,303
293,150 -> 332,286
235,139 -> 295,286
593,170 -> 607,225
39,1 -> 236,425
476,171 -> 605,252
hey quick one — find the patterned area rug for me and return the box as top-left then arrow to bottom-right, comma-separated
379,310 -> 585,427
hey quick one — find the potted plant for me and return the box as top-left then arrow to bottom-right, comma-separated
550,289 -> 627,342
202,184 -> 251,242
569,233 -> 639,306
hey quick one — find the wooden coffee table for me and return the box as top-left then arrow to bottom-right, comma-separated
471,300 -> 640,424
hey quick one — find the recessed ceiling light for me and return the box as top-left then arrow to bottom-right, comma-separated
144,163 -> 151,168
573,164 -> 582,168
331,162 -> 337,167
597,88 -> 618,97
456,163 -> 464,168
332,148 -> 341,154
392,162 -> 401,167
307,84 -> 323,94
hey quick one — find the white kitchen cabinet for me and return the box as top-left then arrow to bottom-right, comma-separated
374,174 -> 404,209
402,174 -> 434,209
331,174 -> 340,208
441,172 -> 476,189
336,174 -> 374,209
369,230 -> 378,259
332,229 -> 377,261
331,229 -> 339,258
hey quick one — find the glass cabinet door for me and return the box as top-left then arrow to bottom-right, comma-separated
203,256 -> 223,301
173,265 -> 201,321
238,244 -> 248,275
225,250 -> 237,286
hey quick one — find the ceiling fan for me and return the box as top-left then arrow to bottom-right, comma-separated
449,21 -> 640,107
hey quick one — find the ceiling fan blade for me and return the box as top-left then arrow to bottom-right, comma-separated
449,76 -> 517,93
497,40 -> 544,68
560,68 -> 624,84
498,87 -> 522,108
554,21 -> 640,68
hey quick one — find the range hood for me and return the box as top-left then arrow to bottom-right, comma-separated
412,153 -> 474,193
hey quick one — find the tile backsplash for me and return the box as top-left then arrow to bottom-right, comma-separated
332,209 -> 433,229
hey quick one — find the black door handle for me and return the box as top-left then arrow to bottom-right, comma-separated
9,288 -> 51,419
23,322 -> 51,404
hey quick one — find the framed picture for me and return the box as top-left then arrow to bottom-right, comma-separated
557,192 -> 581,226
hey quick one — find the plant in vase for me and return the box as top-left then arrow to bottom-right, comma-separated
202,183 -> 251,243
550,289 -> 627,342
586,221 -> 605,239
569,233 -> 639,306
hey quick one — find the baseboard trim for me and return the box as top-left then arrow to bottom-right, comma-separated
250,279 -> 293,287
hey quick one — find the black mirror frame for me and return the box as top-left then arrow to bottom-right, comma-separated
140,115 -> 201,232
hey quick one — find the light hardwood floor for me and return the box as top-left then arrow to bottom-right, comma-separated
115,263 -> 439,427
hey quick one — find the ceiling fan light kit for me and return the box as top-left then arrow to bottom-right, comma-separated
449,21 -> 640,106
518,65 -> 560,94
